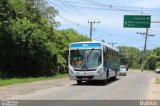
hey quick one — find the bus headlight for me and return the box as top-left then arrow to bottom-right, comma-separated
69,68 -> 74,74
97,68 -> 103,73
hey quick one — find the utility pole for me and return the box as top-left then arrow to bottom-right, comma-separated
108,43 -> 117,47
138,20 -> 160,72
88,20 -> 100,39
137,28 -> 155,72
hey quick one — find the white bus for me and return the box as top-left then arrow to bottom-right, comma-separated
68,41 -> 120,84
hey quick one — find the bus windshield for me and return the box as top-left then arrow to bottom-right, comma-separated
70,49 -> 102,69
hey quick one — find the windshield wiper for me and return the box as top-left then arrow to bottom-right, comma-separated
87,48 -> 94,60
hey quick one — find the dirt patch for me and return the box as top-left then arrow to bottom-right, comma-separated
0,77 -> 74,99
147,77 -> 160,100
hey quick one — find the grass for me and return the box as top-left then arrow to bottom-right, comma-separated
0,73 -> 68,87
155,78 -> 160,84
129,68 -> 154,73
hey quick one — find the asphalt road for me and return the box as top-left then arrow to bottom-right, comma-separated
8,71 -> 160,100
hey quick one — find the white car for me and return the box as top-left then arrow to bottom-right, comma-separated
154,68 -> 160,73
119,65 -> 127,76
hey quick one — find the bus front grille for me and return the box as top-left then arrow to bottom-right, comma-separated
74,69 -> 96,71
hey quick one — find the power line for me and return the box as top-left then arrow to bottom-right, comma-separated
49,0 -> 90,21
81,0 -> 112,7
53,0 -> 160,18
58,14 -> 77,25
53,0 -> 160,17
59,0 -> 92,19
48,0 -> 80,18
57,0 -> 91,20
63,5 -> 150,15
53,0 -> 100,6
48,0 -> 88,29
58,14 -> 87,29
57,0 -> 160,16
55,0 -> 160,11
81,0 -> 160,12
50,0 -> 160,45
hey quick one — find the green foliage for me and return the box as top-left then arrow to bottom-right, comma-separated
156,62 -> 160,68
34,0 -> 59,26
145,54 -> 156,70
0,73 -> 68,86
153,48 -> 160,56
0,0 -> 91,78
118,46 -> 141,68
118,46 -> 160,70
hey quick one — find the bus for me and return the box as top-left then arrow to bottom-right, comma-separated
68,41 -> 120,84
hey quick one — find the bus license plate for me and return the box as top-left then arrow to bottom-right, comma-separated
82,77 -> 88,80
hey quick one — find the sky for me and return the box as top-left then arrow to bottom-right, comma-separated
49,0 -> 160,50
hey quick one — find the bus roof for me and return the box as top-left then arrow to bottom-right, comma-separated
70,41 -> 119,52
102,42 -> 119,52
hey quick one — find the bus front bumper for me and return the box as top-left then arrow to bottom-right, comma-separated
69,72 -> 106,80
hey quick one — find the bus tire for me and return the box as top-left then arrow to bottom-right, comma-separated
77,80 -> 82,85
102,79 -> 107,85
102,71 -> 108,85
112,70 -> 117,80
107,69 -> 109,79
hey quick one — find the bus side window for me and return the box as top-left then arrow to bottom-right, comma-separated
103,48 -> 106,66
104,48 -> 109,68
106,48 -> 109,60
103,48 -> 106,64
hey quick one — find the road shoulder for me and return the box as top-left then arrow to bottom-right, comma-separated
0,77 -> 72,99
147,77 -> 160,100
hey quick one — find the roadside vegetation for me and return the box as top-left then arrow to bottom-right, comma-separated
0,0 -> 160,82
0,73 -> 68,86
129,69 -> 154,73
155,78 -> 160,84
118,46 -> 160,71
0,0 -> 90,79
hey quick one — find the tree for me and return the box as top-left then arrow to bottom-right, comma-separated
0,0 -> 59,77
118,46 -> 141,68
0,0 -> 16,72
146,54 -> 156,70
34,0 -> 59,27
118,46 -> 129,65
153,48 -> 160,68
0,0 -> 91,78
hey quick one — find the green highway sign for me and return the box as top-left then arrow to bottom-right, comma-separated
124,15 -> 151,28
